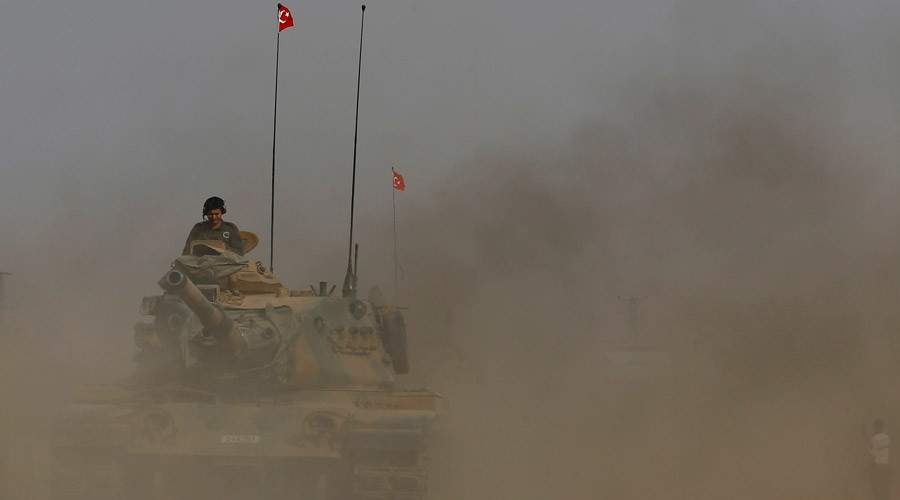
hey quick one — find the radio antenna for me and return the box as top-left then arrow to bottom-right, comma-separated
342,4 -> 366,298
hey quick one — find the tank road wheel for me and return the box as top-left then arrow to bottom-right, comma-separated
51,447 -> 127,500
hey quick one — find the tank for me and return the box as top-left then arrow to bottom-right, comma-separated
50,236 -> 446,500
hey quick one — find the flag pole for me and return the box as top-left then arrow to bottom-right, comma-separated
269,6 -> 283,273
342,4 -> 367,298
392,167 -> 399,303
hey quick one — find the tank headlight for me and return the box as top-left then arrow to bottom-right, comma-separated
304,413 -> 340,447
141,411 -> 176,444
349,300 -> 367,319
306,414 -> 337,433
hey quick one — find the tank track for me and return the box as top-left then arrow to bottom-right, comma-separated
351,452 -> 428,500
51,448 -> 428,500
51,448 -> 127,500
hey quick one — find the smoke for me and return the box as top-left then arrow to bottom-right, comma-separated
4,0 -> 900,498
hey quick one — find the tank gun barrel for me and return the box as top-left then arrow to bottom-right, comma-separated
158,269 -> 242,351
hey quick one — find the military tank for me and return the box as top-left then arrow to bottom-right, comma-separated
51,236 -> 446,500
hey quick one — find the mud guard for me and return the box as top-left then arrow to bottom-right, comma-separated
384,310 -> 410,374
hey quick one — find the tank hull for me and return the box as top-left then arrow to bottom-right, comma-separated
51,386 -> 445,500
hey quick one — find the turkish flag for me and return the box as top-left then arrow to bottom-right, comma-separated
393,170 -> 406,191
278,4 -> 294,31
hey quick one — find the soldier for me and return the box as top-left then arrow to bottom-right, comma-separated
182,196 -> 245,255
867,418 -> 892,500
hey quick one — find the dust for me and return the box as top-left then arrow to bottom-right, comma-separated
3,1 -> 900,499
3,71 -> 900,500
396,84 -> 900,500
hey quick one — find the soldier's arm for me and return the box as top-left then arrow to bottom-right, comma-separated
182,225 -> 200,255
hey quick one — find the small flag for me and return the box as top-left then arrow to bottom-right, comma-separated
278,4 -> 294,31
392,170 -> 406,191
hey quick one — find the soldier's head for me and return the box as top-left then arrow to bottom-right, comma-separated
203,196 -> 226,228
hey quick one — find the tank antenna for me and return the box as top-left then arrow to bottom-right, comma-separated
343,4 -> 366,298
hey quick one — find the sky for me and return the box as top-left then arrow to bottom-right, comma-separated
2,0 -> 899,282
0,0 -> 621,288
4,0 -> 900,498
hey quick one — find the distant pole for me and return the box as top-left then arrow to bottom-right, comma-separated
392,167 -> 399,303
271,3 -> 294,271
618,295 -> 647,341
270,19 -> 281,272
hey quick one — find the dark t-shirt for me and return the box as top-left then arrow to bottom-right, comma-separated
182,221 -> 244,255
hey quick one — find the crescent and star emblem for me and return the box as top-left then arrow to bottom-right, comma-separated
279,10 -> 290,23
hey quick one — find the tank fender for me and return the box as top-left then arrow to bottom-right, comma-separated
383,310 -> 410,374
51,406 -> 134,448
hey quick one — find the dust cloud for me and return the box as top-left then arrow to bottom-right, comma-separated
391,84 -> 900,499
3,0 -> 900,499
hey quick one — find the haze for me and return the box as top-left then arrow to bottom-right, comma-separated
3,0 -> 900,498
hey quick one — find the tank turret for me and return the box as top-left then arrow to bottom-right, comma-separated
133,242 -> 410,391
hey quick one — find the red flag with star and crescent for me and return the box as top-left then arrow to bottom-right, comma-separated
393,170 -> 406,191
278,4 -> 294,31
